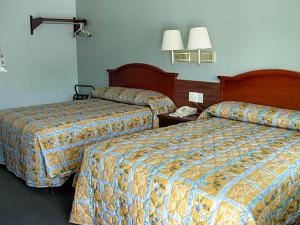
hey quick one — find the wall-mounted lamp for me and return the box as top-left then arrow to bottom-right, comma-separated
0,48 -> 8,72
161,30 -> 184,64
162,27 -> 216,64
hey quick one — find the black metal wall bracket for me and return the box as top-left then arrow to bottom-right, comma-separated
30,15 -> 87,35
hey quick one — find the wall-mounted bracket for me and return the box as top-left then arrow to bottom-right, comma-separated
30,16 -> 87,35
171,50 -> 216,64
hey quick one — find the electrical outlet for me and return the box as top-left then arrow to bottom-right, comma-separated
189,92 -> 204,103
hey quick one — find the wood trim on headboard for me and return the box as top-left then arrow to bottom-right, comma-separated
107,63 -> 178,101
219,69 -> 300,110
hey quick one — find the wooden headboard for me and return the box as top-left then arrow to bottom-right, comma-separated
107,63 -> 178,101
219,69 -> 300,110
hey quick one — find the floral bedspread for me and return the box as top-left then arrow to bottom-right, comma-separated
0,99 -> 156,187
70,115 -> 300,224
92,86 -> 177,116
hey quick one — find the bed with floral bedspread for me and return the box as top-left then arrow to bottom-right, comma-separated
0,87 -> 176,187
70,101 -> 300,225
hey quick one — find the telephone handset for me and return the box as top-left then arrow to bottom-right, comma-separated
169,106 -> 198,118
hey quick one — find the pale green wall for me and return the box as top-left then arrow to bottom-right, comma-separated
0,0 -> 78,110
76,0 -> 300,87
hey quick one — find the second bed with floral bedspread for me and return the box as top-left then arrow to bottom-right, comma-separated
70,102 -> 300,225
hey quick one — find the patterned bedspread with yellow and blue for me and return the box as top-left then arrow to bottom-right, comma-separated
70,101 -> 300,225
0,87 -> 176,187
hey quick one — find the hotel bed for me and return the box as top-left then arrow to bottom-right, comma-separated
0,63 -> 177,187
70,69 -> 300,225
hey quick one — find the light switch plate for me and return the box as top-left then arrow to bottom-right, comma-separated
189,92 -> 204,103
0,51 -> 7,72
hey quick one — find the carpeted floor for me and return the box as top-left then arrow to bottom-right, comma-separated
0,165 -> 74,225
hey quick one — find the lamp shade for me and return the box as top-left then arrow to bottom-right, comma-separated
161,30 -> 184,51
187,27 -> 212,50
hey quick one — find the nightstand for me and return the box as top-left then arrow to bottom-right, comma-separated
158,113 -> 201,127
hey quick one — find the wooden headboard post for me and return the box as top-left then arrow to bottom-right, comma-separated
107,63 -> 178,101
218,69 -> 300,110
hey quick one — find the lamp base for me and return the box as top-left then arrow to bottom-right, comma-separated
172,50 -> 216,64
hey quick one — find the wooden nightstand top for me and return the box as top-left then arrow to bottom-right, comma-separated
158,113 -> 200,122
158,112 -> 201,127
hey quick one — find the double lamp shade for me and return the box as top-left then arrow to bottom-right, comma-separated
162,27 -> 212,51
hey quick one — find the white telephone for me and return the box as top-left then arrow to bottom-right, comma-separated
169,106 -> 198,118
